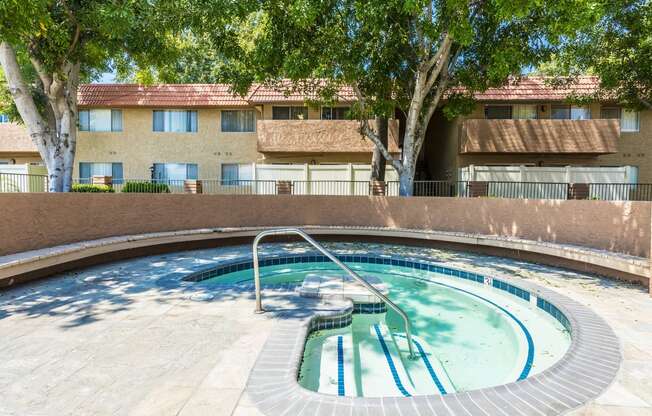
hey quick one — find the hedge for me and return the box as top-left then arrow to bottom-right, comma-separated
121,182 -> 171,193
71,184 -> 115,193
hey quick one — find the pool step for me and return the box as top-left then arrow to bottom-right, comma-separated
300,318 -> 455,397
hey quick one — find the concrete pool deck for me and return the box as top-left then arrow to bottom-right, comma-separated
0,242 -> 650,415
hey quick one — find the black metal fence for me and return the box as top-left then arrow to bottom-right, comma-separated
3,172 -> 652,201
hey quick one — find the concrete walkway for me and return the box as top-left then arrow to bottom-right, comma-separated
0,242 -> 650,415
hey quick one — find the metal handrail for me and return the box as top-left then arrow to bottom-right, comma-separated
252,227 -> 416,359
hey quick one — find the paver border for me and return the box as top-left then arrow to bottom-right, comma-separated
1,226 -> 649,291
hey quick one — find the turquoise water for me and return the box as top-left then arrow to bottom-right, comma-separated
201,262 -> 571,397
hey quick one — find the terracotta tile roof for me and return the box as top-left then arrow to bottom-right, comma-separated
0,123 -> 37,153
77,84 -> 250,108
471,76 -> 600,102
78,81 -> 356,107
78,76 -> 599,107
247,80 -> 356,103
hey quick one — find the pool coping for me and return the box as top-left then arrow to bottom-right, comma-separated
237,252 -> 622,416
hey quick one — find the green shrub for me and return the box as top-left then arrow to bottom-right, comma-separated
121,182 -> 171,193
71,183 -> 115,193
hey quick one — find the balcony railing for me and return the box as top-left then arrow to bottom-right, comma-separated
460,119 -> 620,154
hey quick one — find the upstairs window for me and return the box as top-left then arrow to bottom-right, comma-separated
602,107 -> 640,132
153,110 -> 198,132
221,110 -> 255,132
0,114 -> 9,123
152,163 -> 198,181
272,106 -> 308,120
484,105 -> 512,119
622,109 -> 640,132
321,107 -> 350,120
551,105 -> 590,120
512,104 -> 538,120
79,109 -> 122,132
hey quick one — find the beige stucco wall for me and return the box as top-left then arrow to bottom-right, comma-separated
426,102 -> 652,181
74,107 -> 263,180
75,103 -> 377,179
1,194 -> 649,258
0,153 -> 43,165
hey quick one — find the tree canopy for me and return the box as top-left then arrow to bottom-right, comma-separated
0,0 -> 180,190
186,0 -> 605,194
540,0 -> 651,109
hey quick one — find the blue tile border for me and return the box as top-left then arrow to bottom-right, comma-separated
183,252 -> 563,330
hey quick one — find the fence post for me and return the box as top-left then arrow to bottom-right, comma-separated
568,183 -> 590,200
276,180 -> 293,195
304,163 -> 310,195
184,180 -> 202,194
348,163 -> 354,195
251,162 -> 257,195
565,166 -> 572,184
92,175 -> 113,187
468,181 -> 489,197
369,180 -> 386,196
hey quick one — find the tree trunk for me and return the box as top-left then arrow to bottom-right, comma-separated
371,116 -> 388,181
398,165 -> 415,196
0,42 -> 79,192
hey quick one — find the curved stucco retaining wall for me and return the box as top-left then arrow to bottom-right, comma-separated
1,194 -> 650,258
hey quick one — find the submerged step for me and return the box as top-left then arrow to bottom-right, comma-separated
299,273 -> 389,303
300,316 -> 456,397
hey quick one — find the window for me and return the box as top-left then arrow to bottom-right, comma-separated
551,105 -> 590,120
0,159 -> 10,164
152,163 -> 198,181
272,106 -> 308,120
79,109 -> 122,132
484,105 -> 512,119
600,106 -> 640,132
221,110 -> 255,132
321,107 -> 350,120
621,109 -> 640,132
78,162 -> 123,184
512,104 -> 537,120
221,163 -> 253,184
600,107 -> 620,120
0,114 -> 9,123
153,110 -> 198,132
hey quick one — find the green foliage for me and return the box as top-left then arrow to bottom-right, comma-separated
538,0 -> 651,108
121,182 -> 171,193
71,183 -> 115,193
0,0 -> 185,118
186,0 -> 604,118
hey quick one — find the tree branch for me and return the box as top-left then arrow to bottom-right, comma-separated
0,42 -> 51,156
424,35 -> 453,92
29,57 -> 53,95
352,83 -> 402,172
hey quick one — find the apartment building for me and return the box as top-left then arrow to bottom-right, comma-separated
1,76 -> 649,184
424,76 -> 650,182
74,83 -> 400,183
